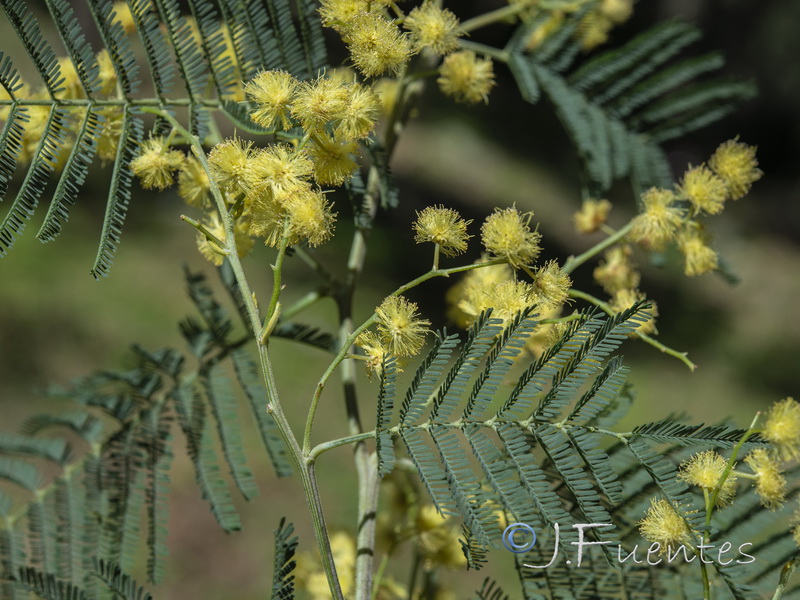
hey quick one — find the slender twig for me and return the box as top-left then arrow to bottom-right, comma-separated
460,2 -> 528,33
567,288 -> 697,371
562,222 -> 633,274
308,431 -> 376,462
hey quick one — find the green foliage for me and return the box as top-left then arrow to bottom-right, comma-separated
508,16 -> 755,197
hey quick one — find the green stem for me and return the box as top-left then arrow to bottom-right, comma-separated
562,222 -> 633,274
309,431 -> 377,462
772,557 -> 800,600
143,107 -> 344,600
432,244 -> 440,271
180,215 -> 227,251
460,2 -> 528,32
707,414 -> 761,522
264,224 -> 291,338
567,288 -> 697,371
457,39 -> 509,62
304,315 -> 378,454
539,313 -> 583,325
282,290 -> 324,321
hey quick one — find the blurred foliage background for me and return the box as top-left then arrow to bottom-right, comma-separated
0,0 -> 798,597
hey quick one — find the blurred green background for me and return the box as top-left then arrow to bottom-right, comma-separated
1,0 -> 799,597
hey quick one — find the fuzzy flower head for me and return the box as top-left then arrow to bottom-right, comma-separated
630,187 -> 684,250
438,50 -> 495,104
762,397 -> 800,461
573,198 -> 612,234
356,330 -> 390,378
130,137 -> 184,190
593,245 -> 640,295
318,0 -> 371,33
708,138 -> 762,200
291,76 -> 350,133
446,259 -> 514,328
413,205 -> 472,257
533,260 -> 571,310
284,188 -> 337,247
177,156 -> 211,209
308,135 -> 358,186
404,1 -> 463,55
343,12 -> 412,77
745,448 -> 786,510
677,223 -> 718,277
208,136 -> 254,196
610,289 -> 657,335
481,207 -> 541,269
679,164 -> 728,215
679,450 -> 737,507
333,83 -> 381,140
95,108 -> 124,162
250,186 -> 336,248
375,295 -> 430,357
246,144 -> 314,200
245,70 -> 298,130
638,498 -> 692,555
196,212 -> 254,266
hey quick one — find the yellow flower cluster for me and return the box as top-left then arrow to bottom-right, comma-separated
627,139 -> 760,278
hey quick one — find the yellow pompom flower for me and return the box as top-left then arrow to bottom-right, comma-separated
356,330 -> 390,378
245,70 -> 298,130
130,137 -> 184,190
318,0 -> 371,33
745,448 -> 786,510
593,245 -> 640,294
333,83 -> 380,140
610,289 -> 657,335
446,259 -> 514,328
344,12 -> 412,77
375,295 -> 430,357
177,156 -> 211,208
291,76 -> 350,133
573,198 -> 612,234
413,205 -> 472,257
677,224 -> 718,277
208,136 -> 254,196
679,164 -> 728,215
250,186 -> 336,248
629,187 -> 684,250
679,450 -> 737,507
481,206 -> 541,269
708,138 -> 762,200
638,498 -> 692,555
484,280 -> 538,325
246,144 -> 314,199
533,260 -> 571,310
438,50 -> 495,105
308,135 -> 358,186
762,397 -> 800,461
404,1 -> 463,55
283,188 -> 337,247
196,213 -> 254,266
